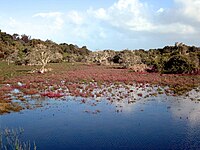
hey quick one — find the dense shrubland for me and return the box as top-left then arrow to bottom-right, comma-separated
0,30 -> 199,74
0,30 -> 90,65
89,43 -> 200,74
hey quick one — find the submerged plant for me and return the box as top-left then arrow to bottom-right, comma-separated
0,128 -> 36,150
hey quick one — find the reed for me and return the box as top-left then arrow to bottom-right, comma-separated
0,128 -> 36,150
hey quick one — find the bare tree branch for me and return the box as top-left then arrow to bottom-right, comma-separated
28,44 -> 53,73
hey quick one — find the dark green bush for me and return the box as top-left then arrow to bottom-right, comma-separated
163,55 -> 194,74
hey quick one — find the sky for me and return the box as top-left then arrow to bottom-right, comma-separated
0,0 -> 200,50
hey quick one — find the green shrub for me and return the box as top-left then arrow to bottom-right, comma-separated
163,55 -> 194,74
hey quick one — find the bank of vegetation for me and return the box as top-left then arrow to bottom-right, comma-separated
0,30 -> 199,74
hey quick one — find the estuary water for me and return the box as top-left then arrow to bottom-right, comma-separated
1,94 -> 200,150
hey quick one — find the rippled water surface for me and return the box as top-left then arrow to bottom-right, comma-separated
1,94 -> 200,150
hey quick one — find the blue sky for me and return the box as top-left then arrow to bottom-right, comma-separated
0,0 -> 200,50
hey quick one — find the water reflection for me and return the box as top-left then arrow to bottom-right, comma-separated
169,97 -> 200,126
1,86 -> 200,149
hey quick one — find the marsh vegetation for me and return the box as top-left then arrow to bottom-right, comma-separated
0,30 -> 200,149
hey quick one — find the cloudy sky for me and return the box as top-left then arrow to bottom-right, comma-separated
0,0 -> 199,50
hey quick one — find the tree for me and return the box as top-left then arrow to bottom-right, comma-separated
28,44 -> 53,73
12,33 -> 20,40
6,51 -> 18,65
20,34 -> 31,43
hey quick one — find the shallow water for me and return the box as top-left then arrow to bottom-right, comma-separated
1,94 -> 200,150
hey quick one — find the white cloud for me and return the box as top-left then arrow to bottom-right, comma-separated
99,31 -> 107,38
33,12 -> 64,30
157,23 -> 195,34
33,12 -> 62,18
111,0 -> 143,11
88,8 -> 109,20
0,12 -> 66,42
37,0 -> 200,49
156,8 -> 164,14
1,0 -> 200,50
175,0 -> 200,22
67,11 -> 84,25
89,0 -> 154,32
88,0 -> 197,35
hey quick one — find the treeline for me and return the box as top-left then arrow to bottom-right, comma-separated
0,29 -> 200,74
0,30 -> 90,64
87,43 -> 200,74
134,42 -> 200,74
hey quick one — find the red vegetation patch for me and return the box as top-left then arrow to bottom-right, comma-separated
40,92 -> 64,98
0,64 -> 199,114
0,85 -> 13,92
22,89 -> 39,95
4,65 -> 199,90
